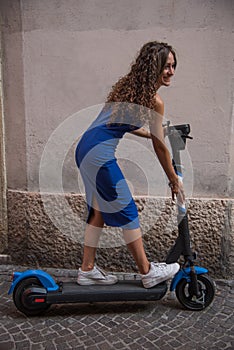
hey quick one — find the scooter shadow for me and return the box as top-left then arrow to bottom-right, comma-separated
47,301 -> 150,317
41,297 -> 181,318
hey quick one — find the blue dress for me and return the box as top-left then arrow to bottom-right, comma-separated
75,105 -> 143,229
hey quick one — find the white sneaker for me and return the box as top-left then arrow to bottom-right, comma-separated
141,262 -> 180,289
77,265 -> 118,286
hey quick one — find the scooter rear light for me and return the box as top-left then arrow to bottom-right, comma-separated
34,298 -> 46,303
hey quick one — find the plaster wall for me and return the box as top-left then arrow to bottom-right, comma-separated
1,0 -> 233,197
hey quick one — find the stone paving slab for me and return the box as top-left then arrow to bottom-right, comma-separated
0,265 -> 233,350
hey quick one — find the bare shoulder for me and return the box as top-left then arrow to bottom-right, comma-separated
153,93 -> 164,116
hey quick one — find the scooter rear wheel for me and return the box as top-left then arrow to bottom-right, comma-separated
176,274 -> 215,311
13,277 -> 51,316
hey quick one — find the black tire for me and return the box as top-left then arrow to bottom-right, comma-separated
13,277 -> 50,316
176,274 -> 215,311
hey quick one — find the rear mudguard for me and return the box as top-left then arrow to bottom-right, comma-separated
170,266 -> 208,292
8,270 -> 59,295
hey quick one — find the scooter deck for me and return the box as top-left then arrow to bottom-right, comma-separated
46,280 -> 168,304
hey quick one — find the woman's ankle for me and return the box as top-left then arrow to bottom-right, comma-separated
139,262 -> 151,275
81,263 -> 95,272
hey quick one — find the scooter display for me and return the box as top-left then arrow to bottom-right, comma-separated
8,123 -> 215,316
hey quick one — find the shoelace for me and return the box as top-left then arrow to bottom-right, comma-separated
153,263 -> 168,270
95,266 -> 107,277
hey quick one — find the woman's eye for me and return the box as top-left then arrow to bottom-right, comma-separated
165,65 -> 175,70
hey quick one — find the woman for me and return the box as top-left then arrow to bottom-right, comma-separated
75,41 -> 183,288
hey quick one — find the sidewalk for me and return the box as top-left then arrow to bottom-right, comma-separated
0,264 -> 233,350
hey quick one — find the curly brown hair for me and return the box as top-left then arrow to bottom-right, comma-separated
106,41 -> 177,125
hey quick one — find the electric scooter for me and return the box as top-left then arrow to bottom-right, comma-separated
8,123 -> 215,316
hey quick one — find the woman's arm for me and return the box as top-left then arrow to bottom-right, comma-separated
130,127 -> 151,139
149,95 -> 183,200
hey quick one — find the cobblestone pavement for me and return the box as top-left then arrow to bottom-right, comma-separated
0,265 -> 233,350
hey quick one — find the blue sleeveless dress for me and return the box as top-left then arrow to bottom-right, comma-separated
75,106 -> 143,229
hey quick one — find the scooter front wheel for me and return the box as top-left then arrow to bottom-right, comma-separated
176,274 -> 215,311
13,277 -> 51,316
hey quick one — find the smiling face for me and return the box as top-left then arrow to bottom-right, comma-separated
158,51 -> 176,88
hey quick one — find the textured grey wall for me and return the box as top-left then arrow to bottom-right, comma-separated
6,190 -> 234,278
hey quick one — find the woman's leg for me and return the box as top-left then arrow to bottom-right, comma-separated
81,198 -> 104,271
123,227 -> 180,288
78,199 -> 118,285
123,228 -> 150,275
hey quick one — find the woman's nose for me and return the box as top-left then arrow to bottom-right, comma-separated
168,66 -> 175,75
